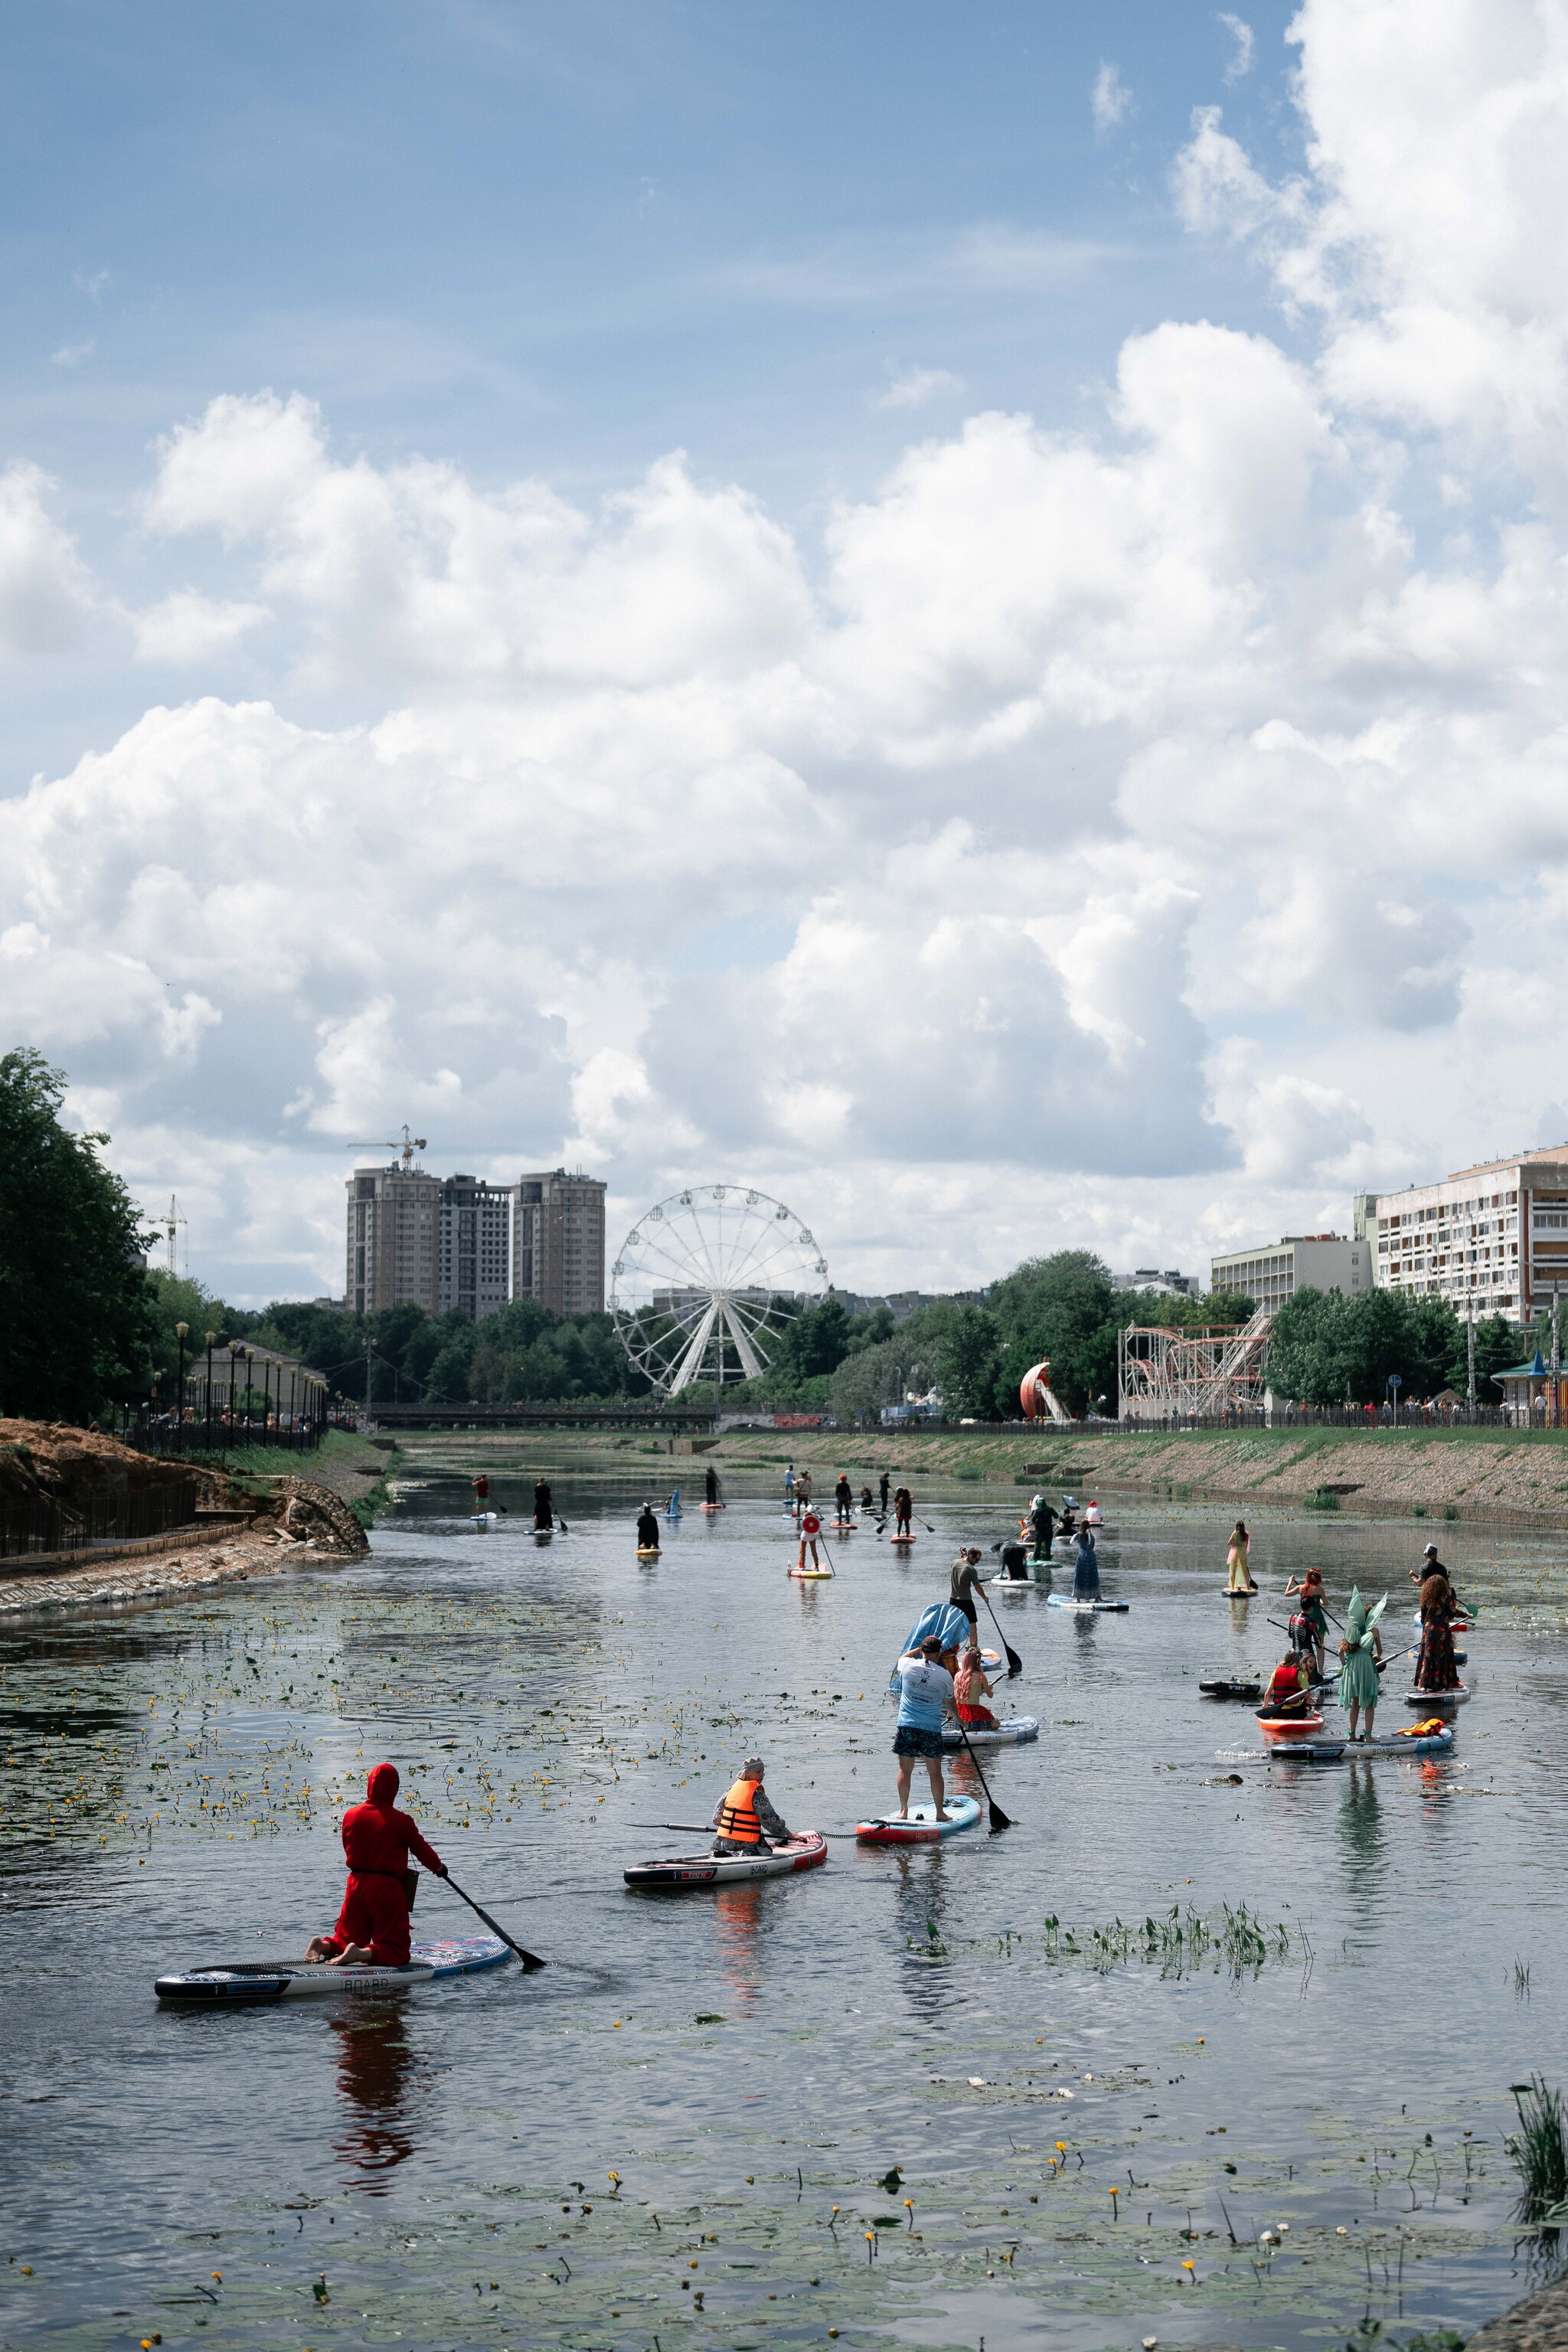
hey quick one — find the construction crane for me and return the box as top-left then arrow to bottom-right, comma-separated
345,1125 -> 428,1170
149,1194 -> 186,1277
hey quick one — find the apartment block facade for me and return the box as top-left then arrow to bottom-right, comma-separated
347,1161 -> 604,1320
514,1170 -> 606,1316
1208,1233 -> 1371,1314
347,1165 -> 440,1315
1373,1145 -> 1568,1321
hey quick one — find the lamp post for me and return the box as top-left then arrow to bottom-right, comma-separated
175,1322 -> 188,1452
227,1341 -> 243,1446
204,1331 -> 217,1448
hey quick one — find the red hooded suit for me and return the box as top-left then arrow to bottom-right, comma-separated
320,1762 -> 444,1966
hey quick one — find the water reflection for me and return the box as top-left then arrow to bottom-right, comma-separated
888,1851 -> 965,2027
330,2006 -> 423,2187
712,1883 -> 764,2012
1338,1759 -> 1385,1913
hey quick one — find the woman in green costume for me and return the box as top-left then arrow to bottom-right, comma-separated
1337,1587 -> 1386,1742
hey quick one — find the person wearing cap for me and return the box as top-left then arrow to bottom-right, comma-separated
1409,1540 -> 1444,1588
949,1545 -> 985,1635
1027,1492 -> 1058,1561
711,1756 -> 792,1855
891,1635 -> 953,1821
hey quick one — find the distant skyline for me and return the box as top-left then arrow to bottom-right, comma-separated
3,1 -> 1566,1308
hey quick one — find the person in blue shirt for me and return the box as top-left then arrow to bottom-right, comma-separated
892,1635 -> 954,1821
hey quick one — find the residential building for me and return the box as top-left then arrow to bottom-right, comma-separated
1374,1145 -> 1568,1322
1208,1234 -> 1371,1314
834,1289 -> 988,1321
346,1164 -> 440,1315
514,1170 -> 606,1315
437,1176 -> 512,1321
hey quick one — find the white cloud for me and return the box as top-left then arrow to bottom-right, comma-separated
1220,14 -> 1253,82
0,464 -> 102,654
1092,61 -> 1132,135
132,590 -> 270,665
51,340 -> 94,368
872,367 -> 964,412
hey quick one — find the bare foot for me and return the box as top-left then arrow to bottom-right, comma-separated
935,1811 -> 951,1822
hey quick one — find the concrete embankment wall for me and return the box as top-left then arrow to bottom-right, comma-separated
704,1425 -> 1568,1527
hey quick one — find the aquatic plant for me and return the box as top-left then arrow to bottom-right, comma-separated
1506,2074 -> 1568,2223
1023,1903 -> 1297,1980
1303,1487 -> 1341,1512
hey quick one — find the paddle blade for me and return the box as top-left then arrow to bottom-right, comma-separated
987,1800 -> 1013,1834
1002,1638 -> 1023,1678
443,1874 -> 546,1971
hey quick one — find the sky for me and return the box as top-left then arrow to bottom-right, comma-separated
3,0 -> 1567,1308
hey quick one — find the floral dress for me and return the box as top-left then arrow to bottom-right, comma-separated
1413,1574 -> 1460,1691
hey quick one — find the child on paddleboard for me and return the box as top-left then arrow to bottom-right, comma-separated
1262,1650 -> 1314,1717
305,1762 -> 446,1969
953,1645 -> 997,1730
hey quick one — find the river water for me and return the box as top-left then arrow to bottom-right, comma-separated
4,1478 -> 1567,2352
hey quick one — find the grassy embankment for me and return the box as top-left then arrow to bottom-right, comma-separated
183,1427 -> 401,1526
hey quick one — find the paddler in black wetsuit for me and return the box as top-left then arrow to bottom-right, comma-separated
533,1479 -> 554,1530
635,1503 -> 660,1551
1027,1493 -> 1058,1560
705,1465 -> 722,1508
878,1469 -> 890,1518
835,1474 -> 854,1521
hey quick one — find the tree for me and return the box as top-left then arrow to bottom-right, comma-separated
988,1251 -> 1118,1415
1446,1312 -> 1520,1400
1266,1285 -> 1463,1406
829,1338 -> 906,1426
0,1050 -> 155,1421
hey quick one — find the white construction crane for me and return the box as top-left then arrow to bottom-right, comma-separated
345,1125 -> 429,1169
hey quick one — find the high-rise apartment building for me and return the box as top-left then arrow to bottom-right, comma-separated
436,1176 -> 512,1320
1374,1145 -> 1568,1321
346,1165 -> 440,1315
514,1170 -> 606,1315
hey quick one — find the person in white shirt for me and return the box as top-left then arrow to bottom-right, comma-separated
891,1635 -> 954,1820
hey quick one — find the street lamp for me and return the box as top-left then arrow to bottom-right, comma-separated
204,1331 -> 217,1446
175,1322 -> 188,1451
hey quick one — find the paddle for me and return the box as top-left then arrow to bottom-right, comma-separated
950,1715 -> 1011,1834
632,1820 -> 859,1841
978,1583 -> 1022,1679
436,1870 -> 546,1971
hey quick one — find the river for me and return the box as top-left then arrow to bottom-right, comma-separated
4,1478 -> 1566,2350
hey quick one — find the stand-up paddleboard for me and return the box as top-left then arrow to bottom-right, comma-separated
1413,1614 -> 1471,1631
788,1566 -> 834,1579
1404,1684 -> 1469,1706
533,1529 -> 553,1544
155,1935 -> 509,2004
469,1511 -> 502,1525
856,1795 -> 982,1844
1223,1584 -> 1260,1597
1273,1726 -> 1455,1762
1200,1678 -> 1263,1701
1047,1595 -> 1128,1613
635,1545 -> 661,1560
889,1536 -> 916,1547
831,1517 -> 857,1530
700,1501 -> 724,1513
937,1715 -> 1038,1749
988,1572 -> 1042,1589
624,1831 -> 828,1890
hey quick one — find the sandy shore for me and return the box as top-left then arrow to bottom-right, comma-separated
0,1527 -> 349,1616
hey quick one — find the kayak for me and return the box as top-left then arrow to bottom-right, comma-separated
856,1795 -> 982,1844
1404,1684 -> 1469,1705
1257,1711 -> 1326,1743
624,1832 -> 828,1890
788,1566 -> 835,1579
1047,1596 -> 1128,1613
155,1935 -> 510,2005
635,1545 -> 662,1559
1200,1678 -> 1263,1701
938,1715 -> 1039,1748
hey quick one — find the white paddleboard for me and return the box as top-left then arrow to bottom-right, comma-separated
1047,1595 -> 1129,1612
939,1715 -> 1039,1748
855,1795 -> 982,1844
1404,1684 -> 1469,1705
155,1935 -> 509,2004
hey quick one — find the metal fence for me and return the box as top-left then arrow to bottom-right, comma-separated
0,1480 -> 199,1562
119,1407 -> 328,1458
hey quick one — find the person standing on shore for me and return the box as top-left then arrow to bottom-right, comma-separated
1337,1588 -> 1385,1741
1226,1521 -> 1256,1594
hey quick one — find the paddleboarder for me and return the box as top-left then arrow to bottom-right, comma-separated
835,1473 -> 854,1522
304,1762 -> 446,1969
949,1545 -> 985,1634
893,1485 -> 913,1540
953,1644 -> 998,1730
636,1502 -> 661,1551
784,1462 -> 796,1506
1262,1648 -> 1314,1717
1070,1525 -> 1101,1600
1413,1560 -> 1462,1692
705,1465 -> 723,1508
1285,1564 -> 1329,1675
1337,1586 -> 1386,1741
472,1474 -> 490,1513
860,1483 -> 874,1512
892,1635 -> 953,1821
1226,1519 -> 1256,1594
533,1478 -> 554,1531
878,1469 -> 890,1517
1027,1492 -> 1058,1561
796,1468 -> 812,1511
710,1755 -> 792,1855
796,1511 -> 824,1573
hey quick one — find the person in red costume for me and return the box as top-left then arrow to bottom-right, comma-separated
304,1762 -> 446,1968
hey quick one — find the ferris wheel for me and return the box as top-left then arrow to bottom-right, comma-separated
609,1185 -> 829,1397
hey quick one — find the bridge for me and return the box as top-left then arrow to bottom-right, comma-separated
368,1402 -> 717,1433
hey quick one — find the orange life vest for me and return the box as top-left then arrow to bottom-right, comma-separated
716,1777 -> 763,1844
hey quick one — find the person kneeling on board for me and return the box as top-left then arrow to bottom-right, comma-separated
953,1645 -> 997,1730
711,1756 -> 791,1855
892,1635 -> 953,1822
305,1762 -> 445,1968
1261,1649 -> 1314,1717
636,1503 -> 661,1550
